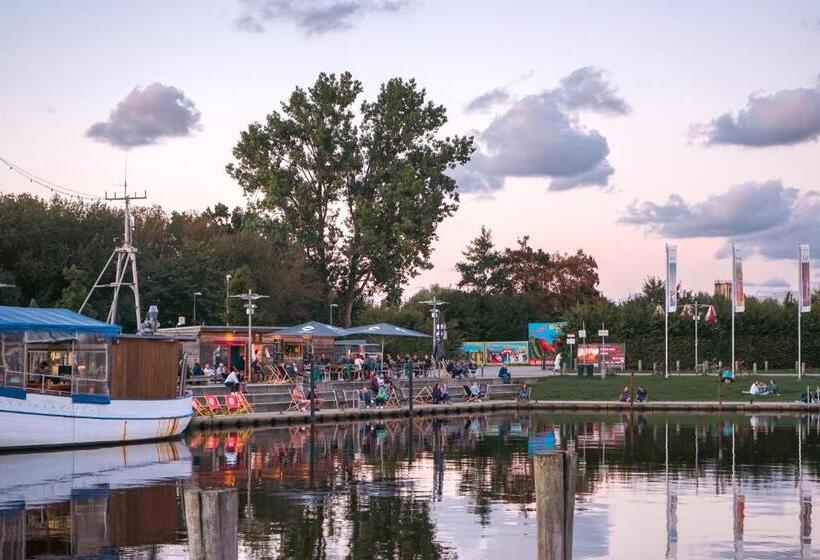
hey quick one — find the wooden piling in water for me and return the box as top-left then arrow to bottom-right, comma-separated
184,488 -> 239,560
534,450 -> 578,560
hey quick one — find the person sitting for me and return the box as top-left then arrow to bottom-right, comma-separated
469,360 -> 478,377
768,379 -> 780,395
358,386 -> 372,408
192,361 -> 204,377
224,368 -> 240,393
375,385 -> 389,407
306,386 -> 324,410
618,386 -> 630,402
748,380 -> 767,396
636,385 -> 648,402
518,383 -> 530,401
203,363 -> 215,377
432,383 -> 443,404
498,365 -> 511,384
721,369 -> 735,384
440,385 -> 452,403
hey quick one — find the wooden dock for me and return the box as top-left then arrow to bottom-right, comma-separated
191,399 -> 820,429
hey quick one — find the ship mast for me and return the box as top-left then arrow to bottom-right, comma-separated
79,175 -> 147,327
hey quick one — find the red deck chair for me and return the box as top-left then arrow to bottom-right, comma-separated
287,387 -> 310,412
236,392 -> 255,413
192,397 -> 212,416
205,394 -> 224,415
224,394 -> 242,415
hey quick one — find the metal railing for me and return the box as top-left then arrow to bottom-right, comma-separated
1,368 -> 108,397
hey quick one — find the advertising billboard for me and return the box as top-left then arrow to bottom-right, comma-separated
800,244 -> 811,313
484,341 -> 529,365
666,244 -> 677,312
528,322 -> 566,366
576,343 -> 626,369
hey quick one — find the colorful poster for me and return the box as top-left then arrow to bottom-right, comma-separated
462,342 -> 485,364
666,244 -> 677,312
576,343 -> 626,369
484,341 -> 529,365
528,322 -> 566,366
733,245 -> 745,313
800,244 -> 811,313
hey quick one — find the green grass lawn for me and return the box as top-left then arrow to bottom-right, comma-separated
530,374 -> 820,402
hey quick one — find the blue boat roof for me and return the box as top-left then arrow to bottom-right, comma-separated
0,306 -> 121,336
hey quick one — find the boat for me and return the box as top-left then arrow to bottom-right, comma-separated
0,306 -> 193,449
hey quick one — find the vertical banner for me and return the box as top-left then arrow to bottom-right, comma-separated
666,244 -> 678,312
800,244 -> 811,313
733,245 -> 745,313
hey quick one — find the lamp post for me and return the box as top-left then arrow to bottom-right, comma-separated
225,274 -> 232,325
230,290 -> 268,380
690,302 -> 711,373
420,297 -> 448,370
329,303 -> 338,326
193,291 -> 202,325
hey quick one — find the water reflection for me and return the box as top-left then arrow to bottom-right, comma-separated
4,413 -> 820,558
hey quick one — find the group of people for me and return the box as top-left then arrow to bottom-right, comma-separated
748,379 -> 779,396
445,359 -> 479,379
618,385 -> 648,403
189,361 -> 244,392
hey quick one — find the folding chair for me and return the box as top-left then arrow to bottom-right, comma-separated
192,397 -> 212,416
286,387 -> 310,412
463,385 -> 481,403
205,394 -> 225,415
414,386 -> 434,404
236,392 -> 255,413
224,394 -> 242,415
386,388 -> 401,407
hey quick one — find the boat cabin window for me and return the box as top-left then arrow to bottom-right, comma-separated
0,331 -> 110,397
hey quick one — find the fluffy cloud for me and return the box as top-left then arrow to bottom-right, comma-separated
465,87 -> 510,114
621,180 -> 798,238
696,79 -> 820,147
622,180 -> 820,261
87,83 -> 201,148
457,66 -> 628,194
235,0 -> 410,34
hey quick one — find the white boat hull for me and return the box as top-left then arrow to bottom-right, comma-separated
0,392 -> 193,449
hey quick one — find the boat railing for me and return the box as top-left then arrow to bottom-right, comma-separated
1,368 -> 108,397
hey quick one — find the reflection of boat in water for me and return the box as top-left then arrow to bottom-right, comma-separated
0,441 -> 191,557
0,307 -> 193,449
0,440 -> 191,511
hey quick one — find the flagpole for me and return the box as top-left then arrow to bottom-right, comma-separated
798,245 -> 802,379
665,244 -> 669,379
731,243 -> 736,376
694,301 -> 698,374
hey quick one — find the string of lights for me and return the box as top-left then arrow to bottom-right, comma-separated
0,154 -> 102,201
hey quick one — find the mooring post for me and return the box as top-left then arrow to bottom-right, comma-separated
534,450 -> 578,560
184,488 -> 239,560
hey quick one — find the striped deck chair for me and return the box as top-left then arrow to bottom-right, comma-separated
224,393 -> 242,415
236,392 -> 255,413
205,394 -> 225,415
463,385 -> 482,403
414,386 -> 434,404
192,397 -> 212,416
286,387 -> 310,412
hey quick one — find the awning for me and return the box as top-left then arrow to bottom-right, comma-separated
0,306 -> 121,336
343,323 -> 429,338
273,321 -> 351,338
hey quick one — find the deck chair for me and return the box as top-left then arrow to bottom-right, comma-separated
224,394 -> 242,414
286,387 -> 311,412
463,385 -> 482,403
192,397 -> 212,416
205,394 -> 225,415
414,386 -> 434,404
275,364 -> 292,383
236,392 -> 255,413
386,387 -> 402,407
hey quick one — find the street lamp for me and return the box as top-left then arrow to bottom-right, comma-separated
329,303 -> 338,326
193,291 -> 202,325
420,297 -> 448,367
231,290 -> 268,380
225,274 -> 232,325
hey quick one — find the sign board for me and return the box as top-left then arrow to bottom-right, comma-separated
578,329 -> 587,339
598,329 -> 609,337
566,335 -> 576,345
527,322 -> 566,366
577,343 -> 626,369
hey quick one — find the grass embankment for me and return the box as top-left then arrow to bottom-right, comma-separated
530,374 -> 820,402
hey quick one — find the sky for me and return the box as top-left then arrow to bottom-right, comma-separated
1,0 -> 820,301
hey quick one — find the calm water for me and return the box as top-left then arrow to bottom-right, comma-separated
2,412 -> 820,559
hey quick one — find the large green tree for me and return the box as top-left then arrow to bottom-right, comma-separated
226,71 -> 474,326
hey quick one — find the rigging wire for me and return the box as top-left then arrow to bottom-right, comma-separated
0,154 -> 102,201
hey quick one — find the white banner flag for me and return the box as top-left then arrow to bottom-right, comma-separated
800,244 -> 811,313
733,245 -> 745,313
666,244 -> 677,312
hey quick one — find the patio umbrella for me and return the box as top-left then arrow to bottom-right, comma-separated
274,321 -> 351,337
